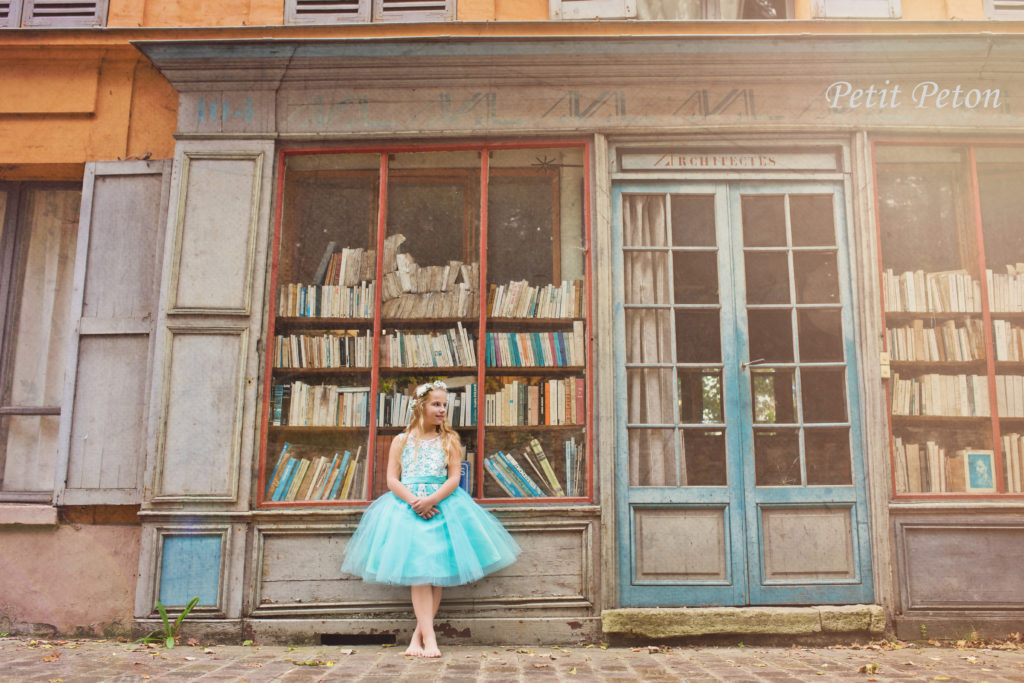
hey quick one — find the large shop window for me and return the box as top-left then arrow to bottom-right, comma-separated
0,183 -> 80,501
875,143 -> 1024,497
260,144 -> 591,506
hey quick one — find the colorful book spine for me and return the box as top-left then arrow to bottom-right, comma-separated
496,451 -> 544,497
484,456 -> 525,497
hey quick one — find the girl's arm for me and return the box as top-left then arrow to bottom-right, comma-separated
385,434 -> 417,505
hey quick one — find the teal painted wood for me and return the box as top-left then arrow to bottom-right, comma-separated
159,535 -> 222,607
613,179 -> 874,608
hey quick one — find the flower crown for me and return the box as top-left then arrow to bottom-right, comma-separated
415,380 -> 447,398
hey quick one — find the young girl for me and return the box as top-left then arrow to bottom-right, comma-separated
341,380 -> 521,658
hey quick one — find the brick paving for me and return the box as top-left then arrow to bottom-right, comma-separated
3,636 -> 1024,682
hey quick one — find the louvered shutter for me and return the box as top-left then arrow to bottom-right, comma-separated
986,0 -> 1024,18
811,0 -> 900,18
374,0 -> 452,21
20,0 -> 107,27
286,0 -> 370,24
0,0 -> 23,27
549,0 -> 636,20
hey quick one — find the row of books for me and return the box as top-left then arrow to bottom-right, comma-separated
278,282 -> 375,319
381,256 -> 474,299
273,330 -> 373,369
484,377 -> 584,427
995,375 -> 1024,418
986,264 -> 1024,313
486,323 -> 585,368
313,243 -> 377,288
482,437 -> 583,498
377,384 -> 478,428
886,319 -> 985,362
889,373 -> 990,417
487,279 -> 584,319
379,323 -> 477,368
381,285 -> 479,319
893,437 -> 974,493
272,382 -> 369,427
1002,433 -> 1024,493
883,268 -> 982,313
264,444 -> 365,501
993,320 -> 1024,362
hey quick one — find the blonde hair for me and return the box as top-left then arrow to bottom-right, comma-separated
404,386 -> 461,467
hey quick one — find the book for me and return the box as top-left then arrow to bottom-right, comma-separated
285,458 -> 311,501
313,241 -> 337,285
459,460 -> 473,496
484,456 -> 524,497
340,446 -> 362,499
303,455 -> 329,500
272,458 -> 297,501
264,442 -> 292,498
496,451 -> 545,497
529,438 -> 565,496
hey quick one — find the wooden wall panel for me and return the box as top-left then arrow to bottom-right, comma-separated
761,506 -> 856,581
633,507 -> 727,582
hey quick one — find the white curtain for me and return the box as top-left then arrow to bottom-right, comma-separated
623,196 -> 678,486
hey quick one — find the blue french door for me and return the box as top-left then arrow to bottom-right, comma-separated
612,181 -> 874,607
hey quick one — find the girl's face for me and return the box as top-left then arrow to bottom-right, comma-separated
421,389 -> 448,428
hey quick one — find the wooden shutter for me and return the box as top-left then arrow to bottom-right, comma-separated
550,0 -> 636,20
286,0 -> 370,24
0,0 -> 24,27
147,141 -> 274,504
55,161 -> 170,506
811,0 -> 900,18
986,0 -> 1024,18
374,0 -> 451,21
20,0 -> 107,27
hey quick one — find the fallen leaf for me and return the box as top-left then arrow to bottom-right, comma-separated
186,638 -> 200,646
203,648 -> 215,654
532,662 -> 550,668
381,643 -> 397,648
337,648 -> 355,655
42,653 -> 60,662
184,656 -> 196,661
568,667 -> 577,674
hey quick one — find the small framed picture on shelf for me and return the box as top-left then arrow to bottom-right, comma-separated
964,449 -> 996,493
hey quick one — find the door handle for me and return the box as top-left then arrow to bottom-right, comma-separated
741,358 -> 765,370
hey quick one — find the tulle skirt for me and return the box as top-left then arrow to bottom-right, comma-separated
341,477 -> 521,587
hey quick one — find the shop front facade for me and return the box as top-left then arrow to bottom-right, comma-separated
5,23 -> 1024,643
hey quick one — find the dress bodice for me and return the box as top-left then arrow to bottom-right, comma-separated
400,433 -> 448,480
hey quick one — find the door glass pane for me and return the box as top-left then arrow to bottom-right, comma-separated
673,252 -> 718,304
754,428 -> 801,486
626,368 -> 675,424
625,252 -> 670,304
805,427 -> 852,485
625,309 -> 673,364
744,252 -> 790,304
676,309 -> 721,363
751,368 -> 796,424
793,251 -> 839,304
747,309 -> 794,362
797,309 -> 844,362
623,195 -> 667,247
682,429 -> 727,486
678,368 -> 723,424
742,195 -> 786,247
670,194 -> 716,247
628,427 -> 676,486
790,195 -> 836,247
801,368 -> 847,423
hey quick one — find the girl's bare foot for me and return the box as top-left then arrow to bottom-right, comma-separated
404,627 -> 424,657
420,631 -> 441,658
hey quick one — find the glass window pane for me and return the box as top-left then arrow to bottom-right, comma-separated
678,368 -> 723,424
798,309 -> 844,362
747,309 -> 794,362
670,194 -> 716,247
623,194 -> 667,247
751,368 -> 796,424
745,252 -> 790,304
625,309 -> 673,364
682,429 -> 727,486
487,171 -> 556,286
801,368 -> 848,423
626,368 -> 675,424
805,427 -> 852,485
676,309 -> 722,363
742,195 -> 786,247
673,252 -> 718,304
793,251 -> 839,304
790,195 -> 836,247
629,427 -> 676,486
978,164 -> 1024,273
625,252 -> 670,304
754,428 -> 801,486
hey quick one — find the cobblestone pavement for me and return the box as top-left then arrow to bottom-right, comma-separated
4,636 -> 1024,682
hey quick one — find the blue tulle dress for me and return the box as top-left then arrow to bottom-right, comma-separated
341,432 -> 521,587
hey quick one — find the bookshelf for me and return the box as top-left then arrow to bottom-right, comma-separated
259,144 -> 590,506
876,144 -> 1024,497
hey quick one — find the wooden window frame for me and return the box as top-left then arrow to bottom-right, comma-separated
811,0 -> 901,19
984,0 -> 1024,20
285,0 -> 452,25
